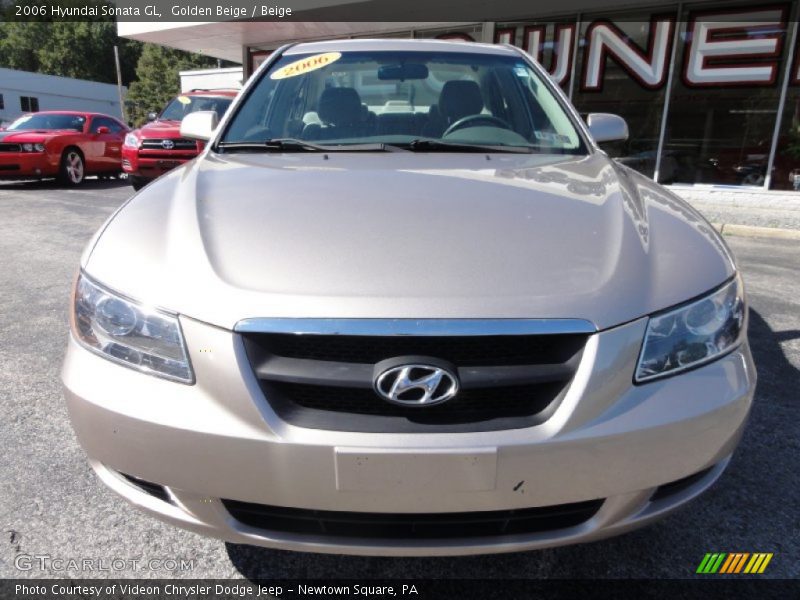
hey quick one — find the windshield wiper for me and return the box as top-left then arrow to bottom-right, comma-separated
405,139 -> 536,154
217,138 -> 399,152
217,138 -> 537,153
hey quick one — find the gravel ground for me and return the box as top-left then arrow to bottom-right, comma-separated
0,178 -> 798,581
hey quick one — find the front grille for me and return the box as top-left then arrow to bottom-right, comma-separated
140,138 -> 198,150
265,381 -> 564,432
0,164 -> 20,171
0,143 -> 21,152
222,499 -> 604,539
242,327 -> 588,433
258,333 -> 585,366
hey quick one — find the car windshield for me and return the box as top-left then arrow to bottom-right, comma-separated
8,114 -> 86,132
160,95 -> 233,121
220,50 -> 587,153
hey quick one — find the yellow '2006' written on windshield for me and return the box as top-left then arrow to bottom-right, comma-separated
270,53 -> 343,80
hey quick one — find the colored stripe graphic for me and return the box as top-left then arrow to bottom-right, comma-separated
697,553 -> 713,573
697,553 -> 727,573
699,552 -> 773,574
744,553 -> 774,574
721,553 -> 749,573
719,554 -> 736,574
734,553 -> 750,573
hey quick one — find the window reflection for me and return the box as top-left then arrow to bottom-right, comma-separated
771,90 -> 800,190
660,6 -> 788,187
573,16 -> 674,179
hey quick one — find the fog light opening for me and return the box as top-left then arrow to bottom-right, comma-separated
118,472 -> 173,504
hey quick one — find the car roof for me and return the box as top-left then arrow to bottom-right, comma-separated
284,38 -> 519,57
19,110 -> 121,119
181,89 -> 238,97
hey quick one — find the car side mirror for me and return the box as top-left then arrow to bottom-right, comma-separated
586,113 -> 629,144
96,126 -> 110,134
147,111 -> 159,122
180,111 -> 219,142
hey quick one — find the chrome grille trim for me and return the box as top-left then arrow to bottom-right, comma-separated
234,318 -> 597,336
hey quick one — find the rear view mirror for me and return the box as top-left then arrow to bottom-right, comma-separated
147,111 -> 158,122
586,113 -> 629,144
378,63 -> 429,81
180,110 -> 218,142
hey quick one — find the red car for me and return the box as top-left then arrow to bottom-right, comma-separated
122,89 -> 238,190
0,111 -> 128,185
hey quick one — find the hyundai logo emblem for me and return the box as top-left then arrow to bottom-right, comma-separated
374,363 -> 459,406
161,139 -> 175,150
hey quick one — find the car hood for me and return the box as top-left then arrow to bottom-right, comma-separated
85,151 -> 735,331
0,129 -> 74,142
136,120 -> 183,138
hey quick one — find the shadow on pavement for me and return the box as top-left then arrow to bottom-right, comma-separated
226,308 -> 798,579
747,309 -> 800,393
0,176 -> 130,192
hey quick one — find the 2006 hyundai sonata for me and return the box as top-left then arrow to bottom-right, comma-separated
62,39 -> 755,556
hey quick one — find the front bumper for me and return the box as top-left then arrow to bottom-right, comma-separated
0,152 -> 57,178
62,316 -> 755,556
121,147 -> 196,180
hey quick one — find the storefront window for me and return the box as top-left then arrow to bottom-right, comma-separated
661,5 -> 789,186
771,30 -> 800,190
772,90 -> 800,190
572,13 -> 676,179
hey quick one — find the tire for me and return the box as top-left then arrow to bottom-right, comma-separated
743,173 -> 765,186
129,176 -> 148,191
59,149 -> 85,186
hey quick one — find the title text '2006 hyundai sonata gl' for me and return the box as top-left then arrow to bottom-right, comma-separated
62,39 -> 755,556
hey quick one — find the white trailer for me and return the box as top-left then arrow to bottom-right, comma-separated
0,68 -> 125,127
179,67 -> 243,93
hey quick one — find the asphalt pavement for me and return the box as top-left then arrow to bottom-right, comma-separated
0,178 -> 798,580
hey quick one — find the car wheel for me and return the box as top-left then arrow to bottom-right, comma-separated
743,173 -> 765,186
59,149 -> 85,186
130,176 -> 148,191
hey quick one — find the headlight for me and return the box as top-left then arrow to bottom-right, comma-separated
124,133 -> 140,148
71,273 -> 194,383
20,143 -> 45,152
635,276 -> 745,382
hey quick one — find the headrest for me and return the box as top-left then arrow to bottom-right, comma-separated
439,80 -> 484,123
318,87 -> 363,127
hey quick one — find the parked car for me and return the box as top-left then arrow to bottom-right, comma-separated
0,111 -> 128,185
63,39 -> 755,556
122,89 -> 237,190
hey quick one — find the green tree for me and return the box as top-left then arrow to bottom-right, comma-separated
0,22 -> 49,73
0,21 -> 142,85
125,44 -> 217,126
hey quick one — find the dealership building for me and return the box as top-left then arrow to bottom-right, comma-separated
119,0 -> 800,191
